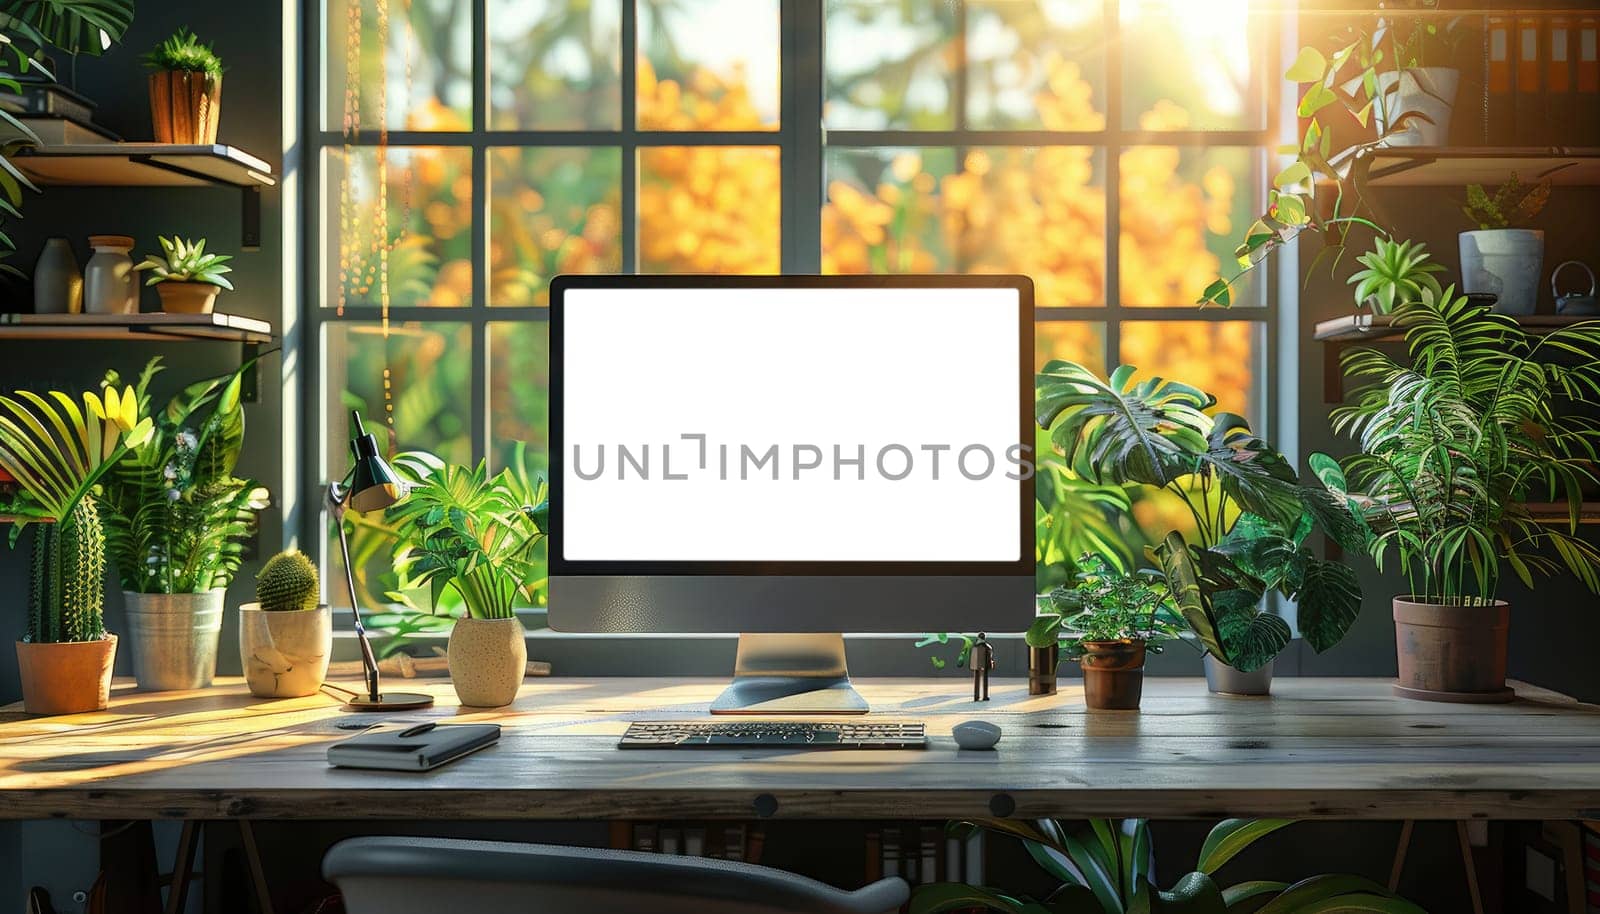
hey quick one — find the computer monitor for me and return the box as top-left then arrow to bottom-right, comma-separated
548,274 -> 1036,713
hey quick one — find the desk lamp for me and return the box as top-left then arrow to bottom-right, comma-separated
328,410 -> 434,711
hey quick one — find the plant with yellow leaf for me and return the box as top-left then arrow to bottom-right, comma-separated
0,381 -> 152,644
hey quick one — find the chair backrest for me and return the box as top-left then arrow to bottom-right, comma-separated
324,836 -> 911,914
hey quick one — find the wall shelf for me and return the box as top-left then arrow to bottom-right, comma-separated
1324,147 -> 1600,189
0,312 -> 272,343
12,143 -> 276,249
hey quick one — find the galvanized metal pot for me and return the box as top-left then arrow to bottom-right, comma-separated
1204,654 -> 1274,696
123,590 -> 224,691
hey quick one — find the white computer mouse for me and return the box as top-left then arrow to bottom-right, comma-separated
952,720 -> 1002,751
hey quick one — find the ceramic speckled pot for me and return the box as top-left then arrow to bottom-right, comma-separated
447,616 -> 526,707
239,603 -> 332,698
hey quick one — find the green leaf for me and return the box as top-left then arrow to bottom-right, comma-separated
1197,820 -> 1294,874
1292,560 -> 1362,654
1284,46 -> 1327,82
1199,279 -> 1232,308
1036,362 -> 1213,489
7,0 -> 135,58
1272,162 -> 1311,189
1131,873 -> 1228,914
908,883 -> 1056,914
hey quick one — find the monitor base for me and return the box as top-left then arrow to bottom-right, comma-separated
710,633 -> 869,715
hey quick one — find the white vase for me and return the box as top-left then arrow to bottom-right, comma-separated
32,238 -> 83,314
1369,67 -> 1459,147
239,603 -> 333,698
1460,229 -> 1545,315
83,235 -> 139,315
447,616 -> 526,707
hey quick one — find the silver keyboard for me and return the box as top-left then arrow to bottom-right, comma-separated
619,720 -> 926,749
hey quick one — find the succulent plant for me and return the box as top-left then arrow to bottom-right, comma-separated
255,550 -> 320,612
1347,237 -> 1445,315
27,499 -> 107,643
134,236 -> 234,289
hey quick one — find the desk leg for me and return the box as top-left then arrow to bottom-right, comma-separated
1456,821 -> 1485,914
163,821 -> 199,914
1388,820 -> 1413,892
236,821 -> 276,914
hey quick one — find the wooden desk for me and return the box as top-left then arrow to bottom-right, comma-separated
1,677 -> 1598,822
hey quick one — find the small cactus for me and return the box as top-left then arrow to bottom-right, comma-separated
26,499 -> 107,643
255,550 -> 320,611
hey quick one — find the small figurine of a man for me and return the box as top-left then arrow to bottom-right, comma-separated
969,632 -> 995,701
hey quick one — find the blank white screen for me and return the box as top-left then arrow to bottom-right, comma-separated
560,285 -> 1022,562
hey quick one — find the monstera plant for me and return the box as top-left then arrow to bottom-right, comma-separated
910,818 -> 1423,914
1035,362 -> 1367,674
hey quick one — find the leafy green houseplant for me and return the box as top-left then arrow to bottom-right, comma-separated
96,358 -> 268,691
1036,362 -> 1367,685
240,550 -> 332,699
385,451 -> 548,707
910,818 -> 1423,914
0,383 -> 151,714
1348,237 -> 1444,315
1318,288 -> 1600,700
144,28 -> 224,144
1459,175 -> 1551,315
135,236 -> 234,315
1201,19 -> 1458,309
1032,556 -> 1186,710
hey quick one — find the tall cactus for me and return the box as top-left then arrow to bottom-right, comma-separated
25,499 -> 107,643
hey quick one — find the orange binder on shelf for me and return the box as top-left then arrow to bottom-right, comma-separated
1547,15 -> 1575,142
1579,15 -> 1600,147
1515,14 -> 1545,145
1487,15 -> 1514,144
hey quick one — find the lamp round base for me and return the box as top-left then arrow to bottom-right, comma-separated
342,691 -> 436,711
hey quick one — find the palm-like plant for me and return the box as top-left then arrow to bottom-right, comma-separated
385,452 -> 549,621
96,358 -> 269,594
1037,361 -> 1367,671
1348,237 -> 1445,315
1319,288 -> 1600,603
910,818 -> 1423,914
0,384 -> 152,642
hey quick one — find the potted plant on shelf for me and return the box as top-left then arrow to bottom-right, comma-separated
1318,288 -> 1600,702
0,384 -> 152,715
143,28 -> 223,144
1348,236 -> 1445,316
97,358 -> 268,691
386,452 -> 548,708
1459,174 -> 1550,316
1031,555 -> 1183,711
1036,362 -> 1369,694
135,236 -> 233,314
1366,9 -> 1464,147
910,817 -> 1424,913
239,550 -> 331,698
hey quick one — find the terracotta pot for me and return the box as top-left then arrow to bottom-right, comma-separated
154,281 -> 221,314
1028,643 -> 1059,695
447,616 -> 526,707
1393,597 -> 1514,703
239,603 -> 333,698
15,634 -> 117,715
148,70 -> 221,144
1079,639 -> 1145,710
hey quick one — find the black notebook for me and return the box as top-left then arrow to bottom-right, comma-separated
327,722 -> 501,771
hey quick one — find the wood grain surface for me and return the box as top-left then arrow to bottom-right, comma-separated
1,677 -> 1597,821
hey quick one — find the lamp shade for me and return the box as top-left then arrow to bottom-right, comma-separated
346,411 -> 406,514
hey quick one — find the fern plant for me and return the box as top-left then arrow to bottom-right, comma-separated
911,818 -> 1423,914
1319,287 -> 1600,604
141,28 -> 223,79
0,384 -> 152,643
1036,361 -> 1367,671
96,358 -> 269,594
385,452 -> 548,621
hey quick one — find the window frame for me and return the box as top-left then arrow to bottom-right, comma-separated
299,0 -> 1286,589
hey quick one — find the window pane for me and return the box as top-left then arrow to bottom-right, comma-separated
638,0 -> 779,130
325,0 -> 472,131
489,147 -> 623,306
966,0 -> 1104,130
489,0 -> 622,129
324,322 -> 472,468
1119,146 -> 1258,307
639,146 -> 780,273
325,147 -> 474,309
824,147 -> 1105,306
1034,321 -> 1106,376
1119,321 -> 1262,426
824,0 -> 957,129
489,322 -> 550,474
1120,0 -> 1263,131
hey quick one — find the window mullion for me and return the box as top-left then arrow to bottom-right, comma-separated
783,0 -> 823,273
621,0 -> 638,273
1103,0 -> 1124,371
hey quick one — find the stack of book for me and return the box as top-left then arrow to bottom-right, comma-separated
613,821 -> 765,864
1485,13 -> 1600,146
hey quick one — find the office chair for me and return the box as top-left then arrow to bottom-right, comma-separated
324,836 -> 912,914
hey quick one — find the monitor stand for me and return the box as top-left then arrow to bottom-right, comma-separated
710,633 -> 868,714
